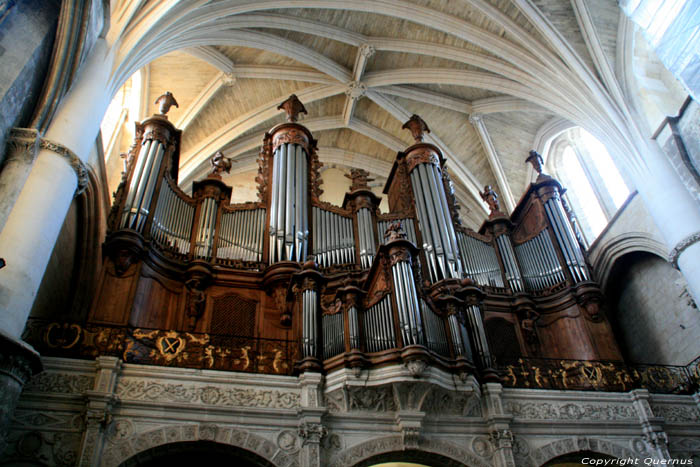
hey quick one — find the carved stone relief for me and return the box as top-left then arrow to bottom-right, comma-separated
1,430 -> 82,467
346,386 -> 396,412
101,424 -> 283,467
527,437 -> 639,467
505,401 -> 637,420
23,372 -> 94,394
116,379 -> 300,409
651,403 -> 700,422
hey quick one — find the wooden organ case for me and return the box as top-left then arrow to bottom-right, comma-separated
31,94 -> 625,382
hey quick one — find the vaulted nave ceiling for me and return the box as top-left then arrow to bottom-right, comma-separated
107,0 -> 627,228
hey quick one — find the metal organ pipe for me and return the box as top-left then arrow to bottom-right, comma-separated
408,159 -> 462,282
302,289 -> 318,358
362,295 -> 394,352
123,138 -> 167,230
495,234 -> 523,292
543,197 -> 589,283
269,143 -> 309,263
464,304 -> 492,369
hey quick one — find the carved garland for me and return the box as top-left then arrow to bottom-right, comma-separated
39,138 -> 88,196
668,231 -> 700,269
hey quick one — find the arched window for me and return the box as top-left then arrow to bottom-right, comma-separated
547,128 -> 632,243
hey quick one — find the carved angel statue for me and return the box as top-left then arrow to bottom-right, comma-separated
480,185 -> 501,215
526,150 -> 545,175
384,221 -> 407,242
210,151 -> 232,176
155,91 -> 178,115
402,114 -> 430,142
277,94 -> 307,122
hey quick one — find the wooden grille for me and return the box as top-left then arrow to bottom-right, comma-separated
485,317 -> 521,365
210,293 -> 256,337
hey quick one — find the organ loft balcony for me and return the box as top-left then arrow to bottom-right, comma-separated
23,94 -> 699,396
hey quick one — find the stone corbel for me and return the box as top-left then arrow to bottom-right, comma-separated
395,411 -> 424,450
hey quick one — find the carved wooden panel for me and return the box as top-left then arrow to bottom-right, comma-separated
129,274 -> 182,330
88,262 -> 140,325
511,200 -> 546,245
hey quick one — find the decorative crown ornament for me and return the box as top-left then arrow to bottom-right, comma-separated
402,114 -> 430,142
154,91 -> 178,116
277,94 -> 307,122
345,168 -> 374,191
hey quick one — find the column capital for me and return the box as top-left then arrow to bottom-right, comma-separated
359,43 -> 376,59
668,231 -> 700,268
6,128 -> 41,164
39,137 -> 89,196
468,113 -> 483,125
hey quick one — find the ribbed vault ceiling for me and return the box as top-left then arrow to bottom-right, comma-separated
106,0 -> 625,228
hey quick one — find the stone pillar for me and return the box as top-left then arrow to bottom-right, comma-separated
0,330 -> 42,454
629,140 -> 700,305
630,389 -> 671,460
78,357 -> 121,466
0,39 -> 113,445
297,372 -> 326,467
0,128 -> 41,233
483,383 -> 516,467
0,39 -> 113,338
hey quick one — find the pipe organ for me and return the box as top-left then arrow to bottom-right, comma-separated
79,93 -> 624,383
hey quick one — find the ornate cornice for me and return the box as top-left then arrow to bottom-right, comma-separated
39,138 -> 88,196
668,231 -> 700,269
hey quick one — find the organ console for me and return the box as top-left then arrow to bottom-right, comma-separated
29,93 -> 629,387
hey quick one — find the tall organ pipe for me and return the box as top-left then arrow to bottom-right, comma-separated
408,155 -> 462,282
496,234 -> 523,292
268,139 -> 309,264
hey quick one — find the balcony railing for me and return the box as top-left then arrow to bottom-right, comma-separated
23,318 -> 298,376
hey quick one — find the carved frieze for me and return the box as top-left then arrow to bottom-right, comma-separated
505,400 -> 637,420
651,403 -> 700,423
116,379 -> 301,409
23,372 -> 94,394
347,386 -> 396,412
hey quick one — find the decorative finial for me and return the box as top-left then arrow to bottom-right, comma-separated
402,115 -> 430,143
384,221 -> 407,242
526,150 -> 545,175
344,168 -> 374,191
277,94 -> 307,122
154,91 -> 178,116
209,151 -> 232,178
480,185 -> 503,217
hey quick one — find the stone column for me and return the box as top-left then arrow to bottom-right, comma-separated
629,139 -> 700,305
0,330 -> 42,454
630,389 -> 671,460
297,372 -> 326,467
78,356 -> 122,466
483,383 -> 516,467
0,128 -> 41,233
0,39 -> 113,443
0,39 -> 113,338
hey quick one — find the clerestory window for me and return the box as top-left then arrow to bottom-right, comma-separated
546,128 -> 632,244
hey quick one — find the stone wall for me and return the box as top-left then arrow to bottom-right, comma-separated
4,357 -> 700,466
607,252 -> 699,365
587,193 -> 699,365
